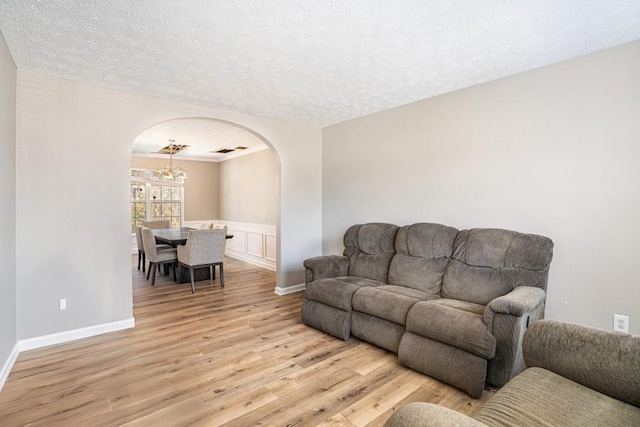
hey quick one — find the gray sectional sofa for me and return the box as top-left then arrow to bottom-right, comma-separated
384,320 -> 640,427
301,222 -> 554,397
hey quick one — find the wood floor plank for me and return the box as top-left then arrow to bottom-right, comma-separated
0,255 -> 493,425
338,369 -> 426,426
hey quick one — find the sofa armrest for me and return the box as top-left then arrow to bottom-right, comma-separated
384,402 -> 489,427
486,286 -> 546,320
483,286 -> 547,387
303,255 -> 349,284
523,319 -> 640,408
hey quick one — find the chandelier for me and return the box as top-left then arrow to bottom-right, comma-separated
151,140 -> 187,182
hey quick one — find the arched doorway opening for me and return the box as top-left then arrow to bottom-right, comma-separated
129,117 -> 280,290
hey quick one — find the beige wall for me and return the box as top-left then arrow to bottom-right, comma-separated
131,156 -> 220,221
323,41 -> 640,333
219,149 -> 278,226
0,31 -> 17,374
133,147 -> 278,226
15,71 -> 321,341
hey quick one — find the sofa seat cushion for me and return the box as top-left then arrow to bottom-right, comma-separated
374,285 -> 441,300
406,299 -> 496,359
473,367 -> 640,427
305,276 -> 382,311
335,276 -> 385,287
352,285 -> 439,325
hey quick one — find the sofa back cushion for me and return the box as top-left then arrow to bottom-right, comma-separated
344,223 -> 399,283
388,223 -> 458,294
442,228 -> 554,305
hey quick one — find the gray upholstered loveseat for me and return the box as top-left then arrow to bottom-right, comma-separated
301,223 -> 553,397
384,320 -> 640,427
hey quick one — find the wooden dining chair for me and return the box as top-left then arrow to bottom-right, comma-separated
141,227 -> 178,286
177,229 -> 227,293
143,220 -> 170,229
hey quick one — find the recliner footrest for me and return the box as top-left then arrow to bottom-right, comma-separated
398,332 -> 488,398
301,300 -> 351,340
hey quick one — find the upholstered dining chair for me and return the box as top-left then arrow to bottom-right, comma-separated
177,229 -> 227,293
135,225 -> 146,272
141,227 -> 178,286
135,225 -> 172,273
143,220 -> 170,229
199,222 -> 212,229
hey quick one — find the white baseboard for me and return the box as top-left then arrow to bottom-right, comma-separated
0,343 -> 19,392
275,283 -> 305,295
18,317 -> 136,352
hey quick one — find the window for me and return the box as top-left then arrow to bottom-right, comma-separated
131,182 -> 146,232
131,170 -> 184,233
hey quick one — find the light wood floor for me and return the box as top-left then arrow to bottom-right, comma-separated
0,256 -> 493,426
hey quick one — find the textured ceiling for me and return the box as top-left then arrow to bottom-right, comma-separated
1,1 -> 640,128
132,118 -> 268,162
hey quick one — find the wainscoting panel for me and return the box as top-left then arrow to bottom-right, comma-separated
247,232 -> 264,258
265,234 -> 277,262
185,220 -> 276,271
230,230 -> 248,253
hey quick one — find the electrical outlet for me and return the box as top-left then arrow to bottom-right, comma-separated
59,299 -> 66,311
613,314 -> 629,333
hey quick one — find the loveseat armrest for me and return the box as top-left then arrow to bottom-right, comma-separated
303,255 -> 349,284
384,402 -> 489,427
483,286 -> 547,386
523,319 -> 640,408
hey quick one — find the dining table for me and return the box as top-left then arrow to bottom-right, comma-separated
151,227 -> 233,284
153,227 -> 233,247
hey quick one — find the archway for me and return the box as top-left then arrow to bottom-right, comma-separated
130,117 -> 280,288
